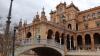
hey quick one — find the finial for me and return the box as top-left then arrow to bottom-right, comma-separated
25,20 -> 27,24
71,1 -> 72,3
71,1 -> 73,4
37,12 -> 38,15
42,7 -> 44,11
20,18 -> 22,21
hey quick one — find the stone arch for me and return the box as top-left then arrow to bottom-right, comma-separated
61,33 -> 65,45
68,24 -> 72,30
47,29 -> 53,39
85,34 -> 91,49
15,45 -> 64,56
77,35 -> 82,49
26,32 -> 32,38
93,33 -> 100,48
32,47 -> 62,56
55,31 -> 60,43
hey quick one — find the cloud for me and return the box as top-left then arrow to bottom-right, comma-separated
0,0 -> 100,25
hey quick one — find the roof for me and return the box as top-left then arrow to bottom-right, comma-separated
79,6 -> 100,14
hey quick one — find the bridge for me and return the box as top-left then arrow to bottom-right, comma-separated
14,37 -> 100,56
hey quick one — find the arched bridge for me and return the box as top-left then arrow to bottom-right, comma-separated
15,38 -> 64,56
15,38 -> 100,56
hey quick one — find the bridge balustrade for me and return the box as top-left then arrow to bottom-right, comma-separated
15,38 -> 64,50
15,38 -> 100,56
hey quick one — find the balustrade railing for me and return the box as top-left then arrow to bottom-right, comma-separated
15,38 -> 100,52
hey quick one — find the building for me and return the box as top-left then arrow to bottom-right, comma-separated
17,2 -> 100,54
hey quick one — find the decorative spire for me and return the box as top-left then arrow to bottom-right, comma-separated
20,18 -> 22,22
23,20 -> 27,26
19,18 -> 22,27
37,12 -> 38,15
42,7 -> 44,12
36,11 -> 39,19
64,2 -> 66,5
41,7 -> 45,16
71,1 -> 74,5
41,7 -> 47,21
50,10 -> 53,14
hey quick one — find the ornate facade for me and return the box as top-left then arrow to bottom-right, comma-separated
17,2 -> 100,51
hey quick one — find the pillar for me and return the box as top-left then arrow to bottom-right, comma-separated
73,33 -> 77,50
90,32 -> 95,50
69,36 -> 71,50
82,33 -> 85,50
64,35 -> 67,56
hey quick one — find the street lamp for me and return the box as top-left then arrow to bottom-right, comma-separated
3,0 -> 14,56
12,26 -> 18,56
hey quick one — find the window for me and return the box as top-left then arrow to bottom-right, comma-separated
97,12 -> 100,15
87,14 -> 91,20
76,23 -> 78,31
68,24 -> 72,30
84,22 -> 88,29
97,12 -> 100,18
92,13 -> 96,19
83,16 -> 85,21
83,16 -> 87,21
96,21 -> 100,27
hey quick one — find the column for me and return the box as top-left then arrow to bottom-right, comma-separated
73,33 -> 77,50
64,35 -> 67,56
90,32 -> 95,50
82,33 -> 85,50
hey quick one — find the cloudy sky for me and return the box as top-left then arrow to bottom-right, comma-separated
0,0 -> 100,25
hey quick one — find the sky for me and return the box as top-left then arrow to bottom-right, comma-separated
0,0 -> 100,25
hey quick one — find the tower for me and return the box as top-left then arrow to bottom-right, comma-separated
33,12 -> 40,22
23,20 -> 27,27
41,7 -> 47,21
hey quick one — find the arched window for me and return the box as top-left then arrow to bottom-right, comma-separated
68,24 -> 72,30
26,32 -> 32,38
47,29 -> 53,39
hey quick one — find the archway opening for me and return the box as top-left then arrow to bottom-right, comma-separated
47,29 -> 53,39
85,34 -> 91,49
67,34 -> 70,50
61,33 -> 64,45
93,33 -> 100,48
68,24 -> 72,30
26,32 -> 32,38
55,31 -> 60,43
32,47 -> 62,56
77,35 -> 82,49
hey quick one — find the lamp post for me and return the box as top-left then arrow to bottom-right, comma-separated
12,26 -> 18,56
3,0 -> 14,56
62,15 -> 67,56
